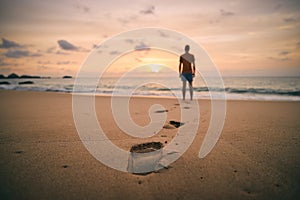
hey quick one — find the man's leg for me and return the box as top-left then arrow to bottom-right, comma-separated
182,81 -> 186,100
189,81 -> 193,100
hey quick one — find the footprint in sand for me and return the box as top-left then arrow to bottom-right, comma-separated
155,109 -> 168,113
169,120 -> 185,128
14,150 -> 24,154
163,124 -> 176,129
163,120 -> 185,129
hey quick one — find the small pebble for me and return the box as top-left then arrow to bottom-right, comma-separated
14,150 -> 24,154
138,180 -> 142,184
62,165 -> 69,168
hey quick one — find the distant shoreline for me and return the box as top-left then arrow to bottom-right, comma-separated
0,73 -> 73,79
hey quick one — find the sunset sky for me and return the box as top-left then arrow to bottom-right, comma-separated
0,0 -> 299,77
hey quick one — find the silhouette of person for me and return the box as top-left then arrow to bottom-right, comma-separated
179,45 -> 195,100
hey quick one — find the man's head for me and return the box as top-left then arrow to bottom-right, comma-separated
185,45 -> 190,53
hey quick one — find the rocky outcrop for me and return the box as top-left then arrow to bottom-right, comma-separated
20,75 -> 41,79
62,75 -> 72,79
18,81 -> 34,85
0,81 -> 10,85
7,73 -> 19,79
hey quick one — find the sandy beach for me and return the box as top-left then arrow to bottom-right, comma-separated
0,90 -> 299,200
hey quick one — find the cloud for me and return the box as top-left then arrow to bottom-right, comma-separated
56,50 -> 70,55
158,30 -> 169,38
118,18 -> 130,25
283,17 -> 297,23
93,44 -> 101,49
93,44 -> 108,49
37,65 -> 50,70
4,50 -> 42,58
274,4 -> 282,11
46,46 -> 56,53
38,60 -> 52,65
57,61 -> 71,65
0,67 -> 11,74
124,39 -> 135,44
110,50 -> 121,55
117,15 -> 137,25
74,3 -> 90,13
268,56 -> 290,62
134,42 -> 150,51
209,19 -> 220,24
140,6 -> 155,15
279,51 -> 290,55
220,9 -> 235,16
0,58 -> 9,66
0,38 -> 22,48
57,40 -> 78,51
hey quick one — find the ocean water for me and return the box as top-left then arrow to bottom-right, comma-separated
1,76 -> 300,101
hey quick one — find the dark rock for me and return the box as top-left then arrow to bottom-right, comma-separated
63,75 -> 72,79
18,81 -> 34,85
0,74 -> 6,79
14,150 -> 24,154
20,75 -> 41,79
0,81 -> 10,85
62,165 -> 69,168
7,73 -> 19,79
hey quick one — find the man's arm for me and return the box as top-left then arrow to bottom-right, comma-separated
179,57 -> 182,77
192,56 -> 196,76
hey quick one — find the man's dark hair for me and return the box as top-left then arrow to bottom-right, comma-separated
185,45 -> 190,52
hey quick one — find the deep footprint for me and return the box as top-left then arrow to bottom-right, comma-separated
169,120 -> 185,128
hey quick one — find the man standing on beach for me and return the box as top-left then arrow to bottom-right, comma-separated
179,45 -> 195,100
